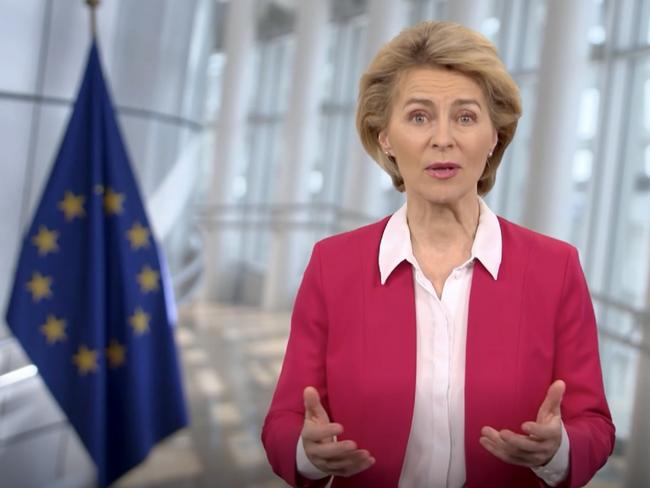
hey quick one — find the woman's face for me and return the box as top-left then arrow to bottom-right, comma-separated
379,67 -> 497,206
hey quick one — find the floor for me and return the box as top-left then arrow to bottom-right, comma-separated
113,302 -> 626,488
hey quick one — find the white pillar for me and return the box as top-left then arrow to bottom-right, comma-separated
446,0 -> 491,31
520,0 -> 592,239
341,0 -> 408,222
202,0 -> 255,301
261,0 -> 329,309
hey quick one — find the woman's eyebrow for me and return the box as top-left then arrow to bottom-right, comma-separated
402,97 -> 483,109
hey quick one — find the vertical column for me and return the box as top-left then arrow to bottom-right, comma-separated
261,0 -> 329,309
202,0 -> 255,301
341,0 -> 408,222
519,0 -> 592,239
446,0 -> 491,31
625,265 -> 650,487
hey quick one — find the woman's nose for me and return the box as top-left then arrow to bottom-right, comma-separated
430,121 -> 454,150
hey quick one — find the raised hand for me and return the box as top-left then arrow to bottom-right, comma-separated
479,380 -> 565,467
301,386 -> 375,477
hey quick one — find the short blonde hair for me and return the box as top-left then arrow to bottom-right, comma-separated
356,21 -> 522,194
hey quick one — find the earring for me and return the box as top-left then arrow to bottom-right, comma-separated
488,149 -> 494,157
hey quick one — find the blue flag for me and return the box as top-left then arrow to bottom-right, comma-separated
5,42 -> 188,487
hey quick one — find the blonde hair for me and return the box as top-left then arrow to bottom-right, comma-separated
356,21 -> 522,194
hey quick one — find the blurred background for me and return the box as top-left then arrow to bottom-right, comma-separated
0,0 -> 648,486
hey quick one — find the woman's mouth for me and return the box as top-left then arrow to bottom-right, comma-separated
425,162 -> 460,180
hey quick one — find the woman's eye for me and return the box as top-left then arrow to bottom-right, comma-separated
410,112 -> 428,124
458,113 -> 476,124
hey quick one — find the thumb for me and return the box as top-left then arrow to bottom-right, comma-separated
304,386 -> 330,423
537,379 -> 565,423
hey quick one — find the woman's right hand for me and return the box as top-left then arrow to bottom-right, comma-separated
301,386 -> 375,477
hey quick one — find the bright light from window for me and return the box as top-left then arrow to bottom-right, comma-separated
645,145 -> 650,177
309,170 -> 323,194
644,79 -> 650,133
573,149 -> 593,183
588,25 -> 606,45
233,175 -> 247,199
480,17 -> 500,38
578,88 -> 600,140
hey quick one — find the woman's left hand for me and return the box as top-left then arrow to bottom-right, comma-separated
479,379 -> 565,467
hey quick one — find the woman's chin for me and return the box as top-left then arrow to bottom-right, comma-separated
407,185 -> 478,206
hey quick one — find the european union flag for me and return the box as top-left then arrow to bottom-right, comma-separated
5,42 -> 188,487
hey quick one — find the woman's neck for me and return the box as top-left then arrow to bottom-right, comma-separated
405,192 -> 480,254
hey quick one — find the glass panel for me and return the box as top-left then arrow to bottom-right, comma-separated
643,0 -> 650,45
0,0 -> 46,94
587,0 -> 608,48
146,120 -> 186,196
494,79 -> 536,222
109,0 -> 196,116
610,58 -> 650,309
479,0 -> 503,46
243,37 -> 294,268
614,0 -> 639,49
569,74 -> 601,251
520,0 -> 547,71
0,100 -> 34,328
41,0 -> 88,100
599,329 -> 639,440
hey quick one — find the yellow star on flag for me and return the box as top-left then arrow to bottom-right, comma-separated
31,225 -> 59,256
103,187 -> 125,215
26,272 -> 53,302
126,221 -> 150,249
129,307 -> 151,335
137,265 -> 160,293
72,345 -> 99,375
106,340 -> 126,368
40,314 -> 66,344
58,191 -> 86,221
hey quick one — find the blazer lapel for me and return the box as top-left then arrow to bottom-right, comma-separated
464,228 -> 527,486
361,259 -> 417,486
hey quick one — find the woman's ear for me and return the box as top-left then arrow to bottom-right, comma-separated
378,130 -> 392,153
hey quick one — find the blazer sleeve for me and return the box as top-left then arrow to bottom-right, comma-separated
554,246 -> 615,488
261,243 -> 332,488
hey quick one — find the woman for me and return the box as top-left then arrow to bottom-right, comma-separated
262,21 -> 614,488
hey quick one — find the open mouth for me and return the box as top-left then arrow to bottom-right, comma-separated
425,164 -> 460,180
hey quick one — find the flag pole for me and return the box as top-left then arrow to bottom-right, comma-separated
86,0 -> 100,39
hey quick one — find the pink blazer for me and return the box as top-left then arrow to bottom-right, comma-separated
262,216 -> 614,488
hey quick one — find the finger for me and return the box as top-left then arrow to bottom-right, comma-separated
498,430 -> 558,466
479,437 -> 529,467
323,449 -> 372,470
522,417 -> 562,440
536,380 -> 565,422
302,421 -> 343,442
481,427 -> 516,457
480,426 -> 503,445
325,451 -> 376,477
499,429 -> 544,453
304,386 -> 329,423
308,439 -> 358,459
